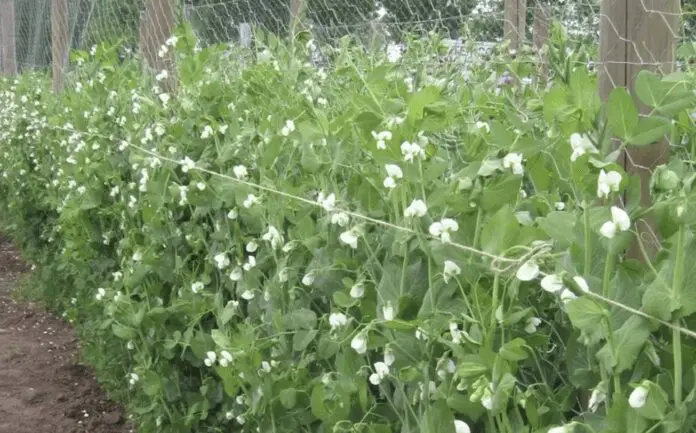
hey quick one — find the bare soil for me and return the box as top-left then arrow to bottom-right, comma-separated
0,237 -> 132,433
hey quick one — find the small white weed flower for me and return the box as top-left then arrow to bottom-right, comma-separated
428,218 -> 459,243
570,133 -> 599,162
350,332 -> 368,354
502,152 -> 524,175
443,260 -> 461,283
328,312 -> 349,330
204,351 -> 217,367
191,281 -> 205,293
280,120 -> 296,136
369,361 -> 390,385
629,385 -> 649,408
339,230 -> 359,249
597,169 -> 622,199
155,69 -> 168,81
524,317 -> 542,333
541,274 -> 565,293
404,199 -> 428,218
516,261 -> 540,281
233,165 -> 248,179
599,206 -> 631,239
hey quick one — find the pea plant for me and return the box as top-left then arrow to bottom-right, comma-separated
1,22 -> 696,433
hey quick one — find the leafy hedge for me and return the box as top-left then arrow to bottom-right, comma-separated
2,23 -> 696,433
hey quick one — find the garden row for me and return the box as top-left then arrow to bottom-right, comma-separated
0,23 -> 695,433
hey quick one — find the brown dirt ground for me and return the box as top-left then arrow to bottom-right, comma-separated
0,236 -> 132,433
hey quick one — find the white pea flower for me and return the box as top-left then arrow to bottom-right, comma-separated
181,156 -> 196,172
302,273 -> 315,286
383,164 -> 403,189
246,241 -> 258,253
127,341 -> 135,350
204,351 -> 217,367
235,415 -> 245,425
369,361 -> 390,385
454,420 -> 471,433
201,125 -> 214,139
573,276 -> 590,293
443,260 -> 461,283
386,42 -> 402,62
262,225 -> 284,249
95,288 -> 106,301
599,206 -> 631,239
339,230 -> 359,249
350,282 -> 364,299
384,347 -> 395,366
225,411 -> 234,420
400,141 -> 425,162
132,250 -> 143,262
475,121 -> 490,133
214,253 -> 230,270
481,387 -> 494,410
241,289 -> 255,300
524,317 -> 542,333
588,384 -> 606,412
516,261 -> 540,281
280,119 -> 296,136
233,165 -> 248,179
597,169 -> 622,199
227,208 -> 238,220
242,255 -> 256,271
229,267 -> 243,281
629,385 -> 649,409
555,201 -> 566,211
404,199 -> 428,218
328,312 -> 349,330
570,133 -> 599,162
449,322 -> 462,344
429,218 -> 459,243
243,194 -> 259,208
541,274 -> 565,293
350,332 -> 368,354
317,192 -> 336,211
191,281 -> 205,293
502,152 -> 524,175
560,289 -> 577,303
219,351 -> 233,367
159,93 -> 170,105
382,302 -> 395,321
196,182 -> 206,191
128,372 -> 139,386
548,426 -> 572,433
330,212 -> 350,227
371,130 -> 392,149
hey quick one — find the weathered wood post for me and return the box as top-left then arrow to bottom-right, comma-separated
51,0 -> 69,91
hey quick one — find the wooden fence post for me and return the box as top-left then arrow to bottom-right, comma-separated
143,0 -> 177,91
504,0 -> 526,50
532,5 -> 549,80
51,0 -> 69,91
290,0 -> 304,33
599,0 -> 680,260
0,0 -> 17,76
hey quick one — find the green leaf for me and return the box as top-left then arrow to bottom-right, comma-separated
565,298 -> 607,345
408,86 -> 441,121
627,116 -> 671,146
607,87 -> 639,139
634,70 -> 665,108
480,205 -> 519,255
112,323 -> 137,340
284,308 -> 317,330
537,211 -> 577,247
456,362 -> 489,378
422,399 -> 455,433
498,338 -> 529,362
292,329 -> 318,351
211,329 -> 232,348
597,316 -> 650,374
279,388 -> 297,409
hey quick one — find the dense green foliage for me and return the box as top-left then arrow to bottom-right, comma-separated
3,21 -> 696,433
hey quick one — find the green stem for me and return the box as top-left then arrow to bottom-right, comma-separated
487,273 -> 500,350
470,205 -> 483,264
672,224 -> 687,406
584,201 -> 591,275
601,245 -> 614,298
